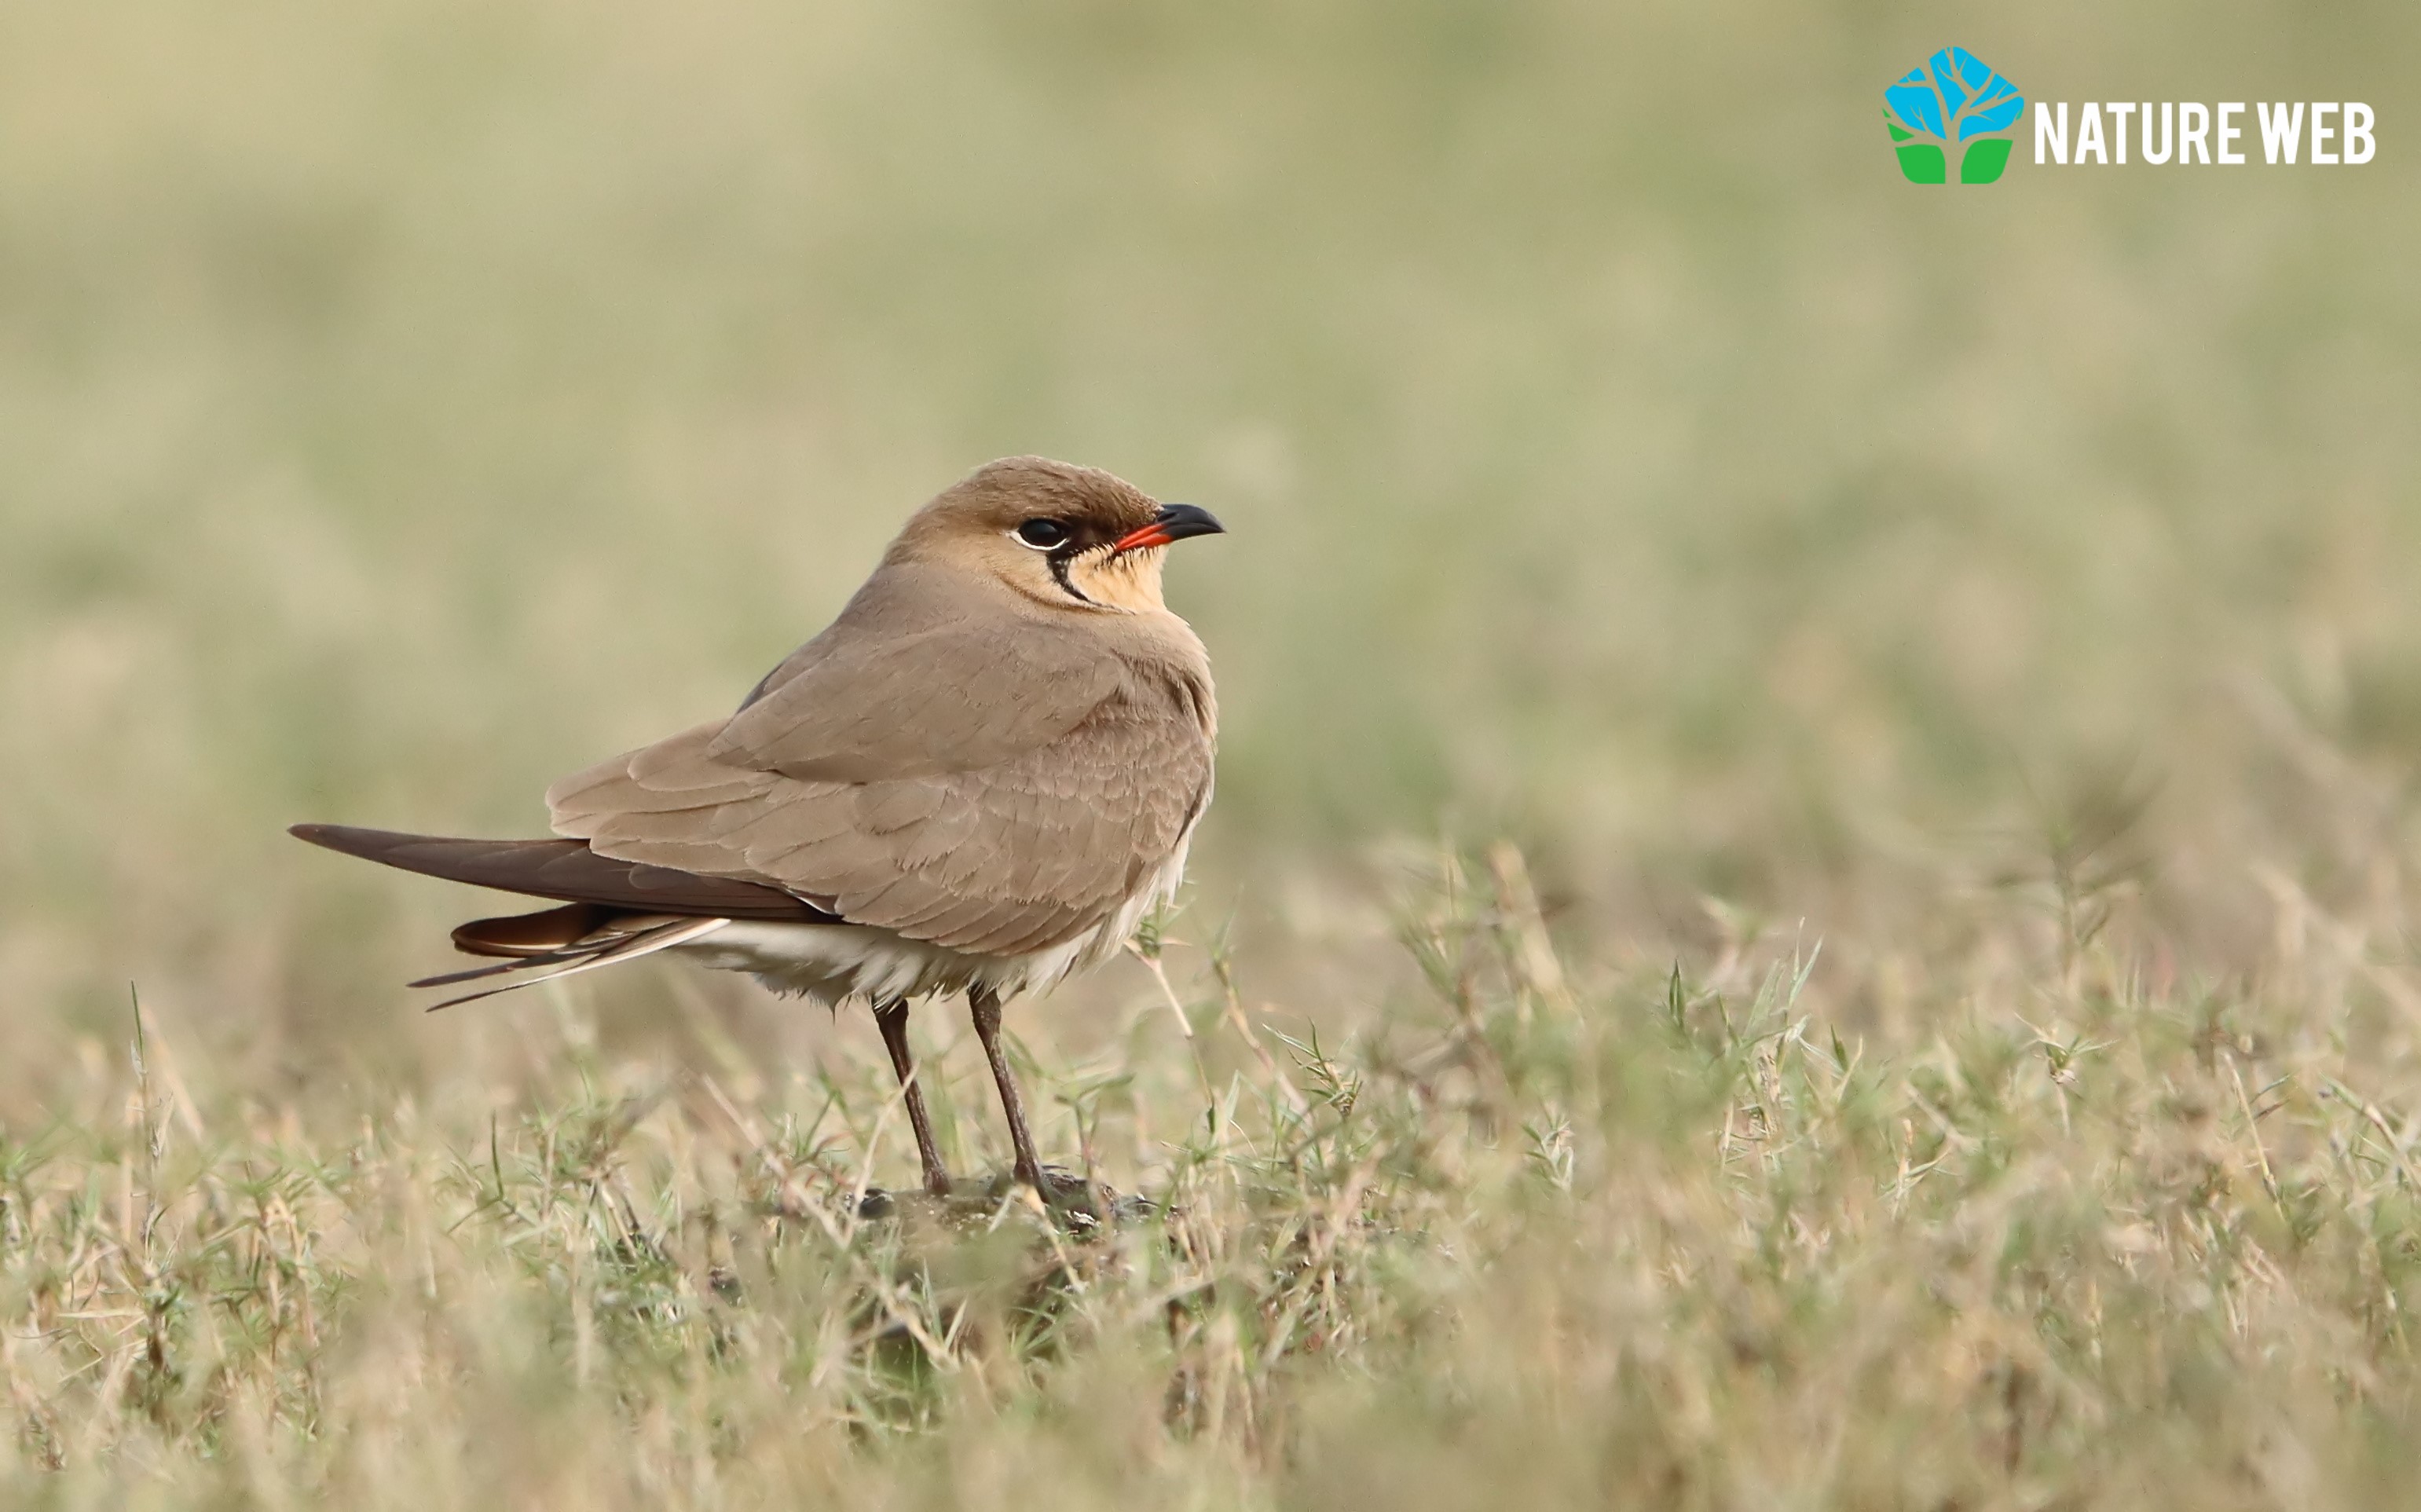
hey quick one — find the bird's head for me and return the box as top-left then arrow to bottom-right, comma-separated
892,456 -> 1224,614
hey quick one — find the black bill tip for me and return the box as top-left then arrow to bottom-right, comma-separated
1153,502 -> 1225,542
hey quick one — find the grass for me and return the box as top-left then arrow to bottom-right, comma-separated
15,846 -> 2421,1506
8,0 -> 2421,1503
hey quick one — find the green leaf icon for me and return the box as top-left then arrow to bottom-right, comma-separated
1959,137 -> 2013,184
1895,145 -> 1947,184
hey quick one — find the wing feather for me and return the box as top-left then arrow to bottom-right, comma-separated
544,590 -> 1215,960
290,825 -> 827,921
706,564 -> 1126,782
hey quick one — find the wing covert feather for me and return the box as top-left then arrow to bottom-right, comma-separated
551,662 -> 1213,957
706,564 -> 1126,782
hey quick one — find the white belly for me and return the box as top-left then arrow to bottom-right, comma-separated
672,823 -> 1196,1006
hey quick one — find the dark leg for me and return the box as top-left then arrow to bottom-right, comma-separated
969,984 -> 1045,1189
873,998 -> 952,1197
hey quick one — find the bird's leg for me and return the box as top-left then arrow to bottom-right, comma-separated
969,983 -> 1046,1190
872,998 -> 953,1198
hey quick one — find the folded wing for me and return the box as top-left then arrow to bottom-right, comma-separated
288,824 -> 830,921
549,664 -> 1214,957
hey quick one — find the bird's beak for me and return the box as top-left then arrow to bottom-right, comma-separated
1112,503 -> 1225,555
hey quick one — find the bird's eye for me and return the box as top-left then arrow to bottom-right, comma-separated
1014,518 -> 1070,550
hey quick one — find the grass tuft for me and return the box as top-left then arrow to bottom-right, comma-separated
9,851 -> 2421,1504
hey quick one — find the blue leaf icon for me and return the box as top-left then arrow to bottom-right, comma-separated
1947,53 -> 2024,138
1931,52 -> 1972,115
1885,68 -> 1946,138
1884,47 -> 2026,177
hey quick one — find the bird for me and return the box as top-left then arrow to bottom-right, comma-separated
292,456 -> 1223,1198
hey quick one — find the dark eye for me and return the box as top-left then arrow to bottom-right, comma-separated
1015,518 -> 1070,549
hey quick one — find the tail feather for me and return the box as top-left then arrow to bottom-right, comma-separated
408,957 -> 569,990
412,905 -> 691,987
451,902 -> 615,958
426,916 -> 734,1011
291,822 -> 809,1008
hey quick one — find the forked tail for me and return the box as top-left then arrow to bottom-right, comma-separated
409,912 -> 732,1010
288,823 -> 823,1007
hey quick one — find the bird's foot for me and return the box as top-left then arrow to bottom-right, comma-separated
856,1166 -> 1148,1232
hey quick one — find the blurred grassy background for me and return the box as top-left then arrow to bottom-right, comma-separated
13,4 -> 2421,1505
2,0 -> 2419,1099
